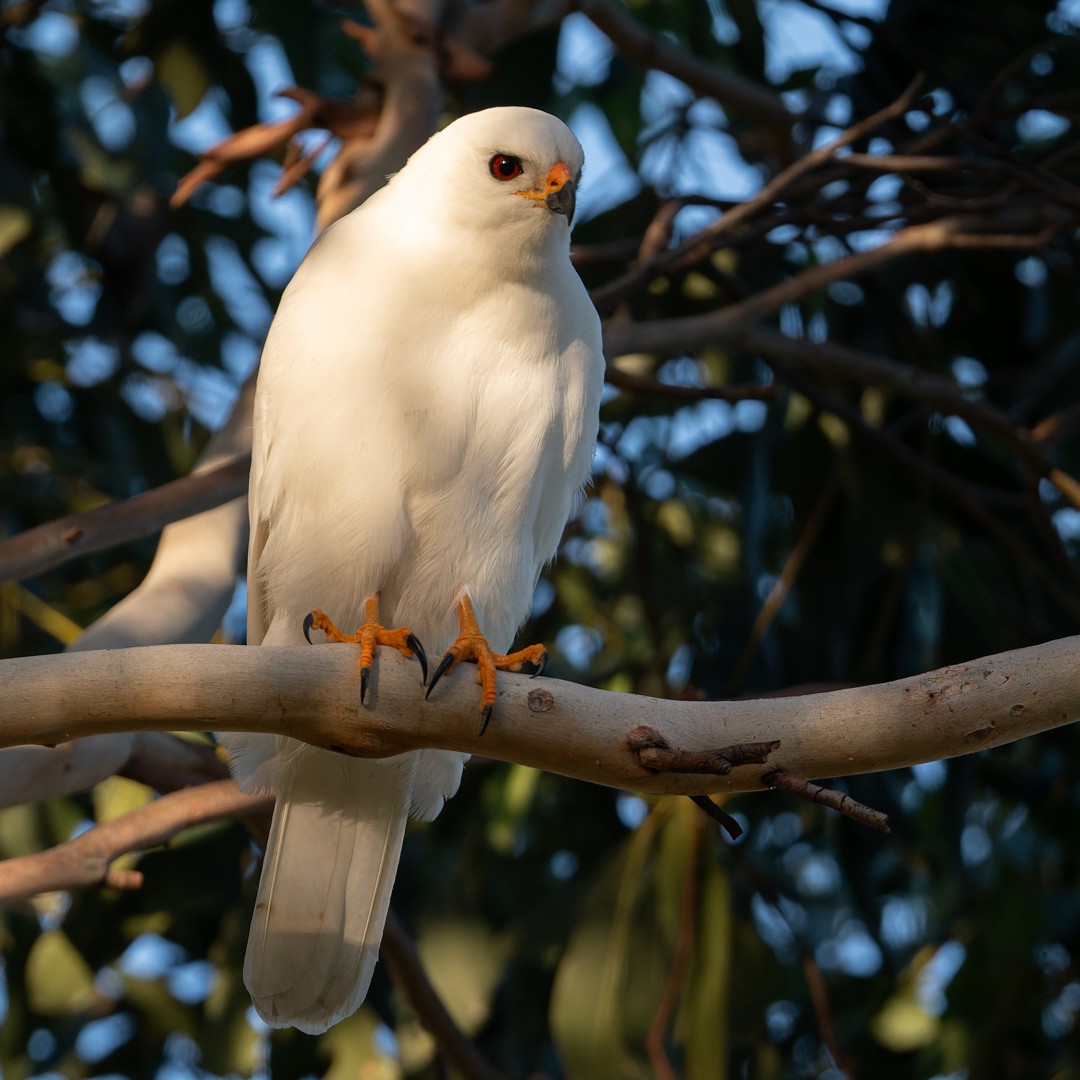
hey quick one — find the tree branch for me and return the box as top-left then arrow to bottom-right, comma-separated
382,912 -> 507,1080
0,780 -> 271,903
0,453 -> 250,584
1,638 -> 1077,795
578,0 -> 794,137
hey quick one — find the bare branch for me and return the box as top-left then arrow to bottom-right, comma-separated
0,780 -> 272,903
1,637 -> 1077,796
578,0 -> 794,137
601,207 -> 1076,357
382,912 -> 508,1080
593,76 -> 925,315
0,453 -> 250,584
762,770 -> 891,833
604,364 -> 779,404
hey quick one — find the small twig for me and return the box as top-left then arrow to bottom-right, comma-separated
689,794 -> 743,842
762,769 -> 890,834
382,911 -> 507,1080
628,725 -> 780,776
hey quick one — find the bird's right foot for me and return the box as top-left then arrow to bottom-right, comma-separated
304,596 -> 428,703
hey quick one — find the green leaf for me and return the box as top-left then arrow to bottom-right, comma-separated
26,930 -> 96,1015
0,206 -> 31,256
154,40 -> 212,119
677,847 -> 732,1080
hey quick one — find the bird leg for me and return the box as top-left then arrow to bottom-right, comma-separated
304,595 -> 428,704
425,594 -> 548,735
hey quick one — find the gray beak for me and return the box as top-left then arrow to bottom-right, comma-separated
545,179 -> 576,221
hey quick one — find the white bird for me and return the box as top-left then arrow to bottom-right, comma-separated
219,106 -> 605,1034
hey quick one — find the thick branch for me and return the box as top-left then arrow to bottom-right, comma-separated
1,639 -> 1077,795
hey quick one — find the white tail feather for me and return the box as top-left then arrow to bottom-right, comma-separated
245,748 -> 412,1034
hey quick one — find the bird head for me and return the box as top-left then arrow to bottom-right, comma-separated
396,107 -> 586,245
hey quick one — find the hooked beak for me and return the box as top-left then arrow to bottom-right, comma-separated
516,161 -> 576,222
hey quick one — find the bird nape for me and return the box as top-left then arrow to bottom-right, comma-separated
217,106 -> 605,1035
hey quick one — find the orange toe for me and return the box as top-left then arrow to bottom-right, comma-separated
304,597 -> 427,701
425,596 -> 547,734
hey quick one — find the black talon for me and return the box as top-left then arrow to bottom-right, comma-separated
425,652 -> 456,699
360,665 -> 369,705
303,612 -> 315,644
530,650 -> 549,678
407,633 -> 429,684
478,705 -> 493,737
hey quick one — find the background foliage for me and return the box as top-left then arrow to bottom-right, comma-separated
2,0 -> 1080,1077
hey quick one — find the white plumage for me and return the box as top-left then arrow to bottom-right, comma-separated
219,107 -> 604,1034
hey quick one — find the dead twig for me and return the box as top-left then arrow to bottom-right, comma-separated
628,725 -> 779,776
762,769 -> 890,834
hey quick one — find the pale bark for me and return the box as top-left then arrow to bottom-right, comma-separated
2,637 -> 1076,796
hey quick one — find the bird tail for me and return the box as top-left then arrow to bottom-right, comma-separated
244,747 -> 411,1034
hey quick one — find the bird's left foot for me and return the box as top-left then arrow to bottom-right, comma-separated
425,595 -> 547,735
304,596 -> 428,704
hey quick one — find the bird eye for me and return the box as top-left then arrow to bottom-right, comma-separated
489,154 -> 523,181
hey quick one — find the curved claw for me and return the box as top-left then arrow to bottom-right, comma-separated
425,651 -> 457,700
478,705 -> 493,737
303,612 -> 315,644
407,633 -> 429,684
360,665 -> 369,705
529,650 -> 549,679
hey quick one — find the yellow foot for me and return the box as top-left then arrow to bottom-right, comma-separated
303,596 -> 428,703
425,595 -> 548,735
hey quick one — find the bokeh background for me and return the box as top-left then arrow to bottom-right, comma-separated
2,0 -> 1080,1077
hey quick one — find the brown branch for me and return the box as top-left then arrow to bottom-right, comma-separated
314,0 -> 444,228
628,726 -> 779,776
645,813 -> 703,1080
602,208 -> 1074,357
761,354 -> 1080,623
605,364 -> 779,404
727,844 -> 857,1076
592,76 -> 925,315
726,469 -> 841,695
0,780 -> 272,903
0,453 -> 251,584
382,912 -> 507,1080
578,0 -> 794,138
117,732 -> 231,793
689,794 -> 743,842
762,770 -> 890,834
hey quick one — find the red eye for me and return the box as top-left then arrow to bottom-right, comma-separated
489,154 -> 523,181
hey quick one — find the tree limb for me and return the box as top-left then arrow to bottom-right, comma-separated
0,453 -> 250,585
578,0 -> 794,137
1,638 -> 1077,795
0,780 -> 272,903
